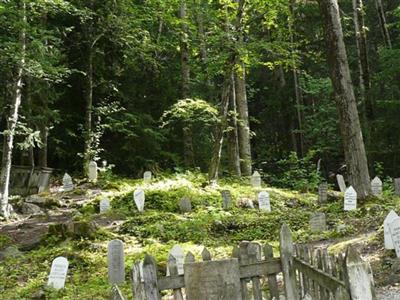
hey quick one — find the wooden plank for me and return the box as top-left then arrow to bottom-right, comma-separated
316,249 -> 327,299
264,244 -> 280,300
345,246 -> 377,300
334,286 -> 351,300
142,254 -> 160,300
299,245 -> 310,296
293,257 -> 346,291
131,261 -> 145,300
185,251 -> 195,263
201,247 -> 212,261
279,224 -> 298,300
239,241 -> 250,300
248,242 -> 263,300
168,255 -> 184,300
295,245 -> 305,298
158,275 -> 184,291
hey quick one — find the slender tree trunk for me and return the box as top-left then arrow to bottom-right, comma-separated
83,43 -> 93,175
375,0 -> 392,48
0,1 -> 26,218
38,124 -> 48,167
227,73 -> 241,176
319,0 -> 371,199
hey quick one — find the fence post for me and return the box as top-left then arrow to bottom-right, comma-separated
279,224 -> 299,300
131,261 -> 145,300
142,254 -> 160,300
344,246 -> 376,300
248,242 -> 263,300
264,244 -> 280,300
168,255 -> 184,300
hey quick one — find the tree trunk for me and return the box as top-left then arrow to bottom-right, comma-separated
38,124 -> 48,167
83,43 -> 93,176
0,1 -> 26,218
319,0 -> 371,199
375,0 -> 392,48
227,73 -> 241,176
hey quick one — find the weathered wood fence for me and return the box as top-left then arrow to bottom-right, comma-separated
116,224 -> 375,300
10,165 -> 53,195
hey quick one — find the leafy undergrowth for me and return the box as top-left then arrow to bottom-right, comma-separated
1,171 -> 400,299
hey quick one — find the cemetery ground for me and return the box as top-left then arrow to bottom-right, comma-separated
0,172 -> 400,299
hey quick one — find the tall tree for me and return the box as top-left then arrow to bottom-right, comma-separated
319,0 -> 371,199
375,0 -> 392,48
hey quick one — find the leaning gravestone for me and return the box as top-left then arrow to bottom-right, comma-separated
344,186 -> 357,211
221,190 -> 232,210
88,161 -> 98,182
166,245 -> 185,276
100,198 -> 111,213
108,239 -> 125,284
179,197 -> 192,213
336,174 -> 346,193
318,182 -> 328,203
62,173 -> 74,192
184,259 -> 241,300
133,188 -> 145,212
310,212 -> 327,232
258,191 -> 271,212
371,176 -> 383,196
47,256 -> 69,289
143,171 -> 152,182
389,218 -> 400,258
384,210 -> 399,249
251,171 -> 262,188
394,178 -> 400,196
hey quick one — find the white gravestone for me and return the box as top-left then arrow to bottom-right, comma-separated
108,239 -> 125,284
167,245 -> 185,276
258,191 -> 271,212
371,176 -> 382,196
100,198 -> 111,213
389,218 -> 400,258
336,174 -> 346,193
251,171 -> 262,188
384,210 -> 399,249
47,256 -> 69,289
134,188 -> 145,212
344,186 -> 357,211
62,173 -> 74,192
88,161 -> 98,182
394,178 -> 400,196
143,171 -> 152,182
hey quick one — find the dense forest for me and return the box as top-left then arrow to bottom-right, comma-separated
0,0 -> 400,217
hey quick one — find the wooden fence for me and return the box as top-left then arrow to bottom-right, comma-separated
113,224 -> 376,300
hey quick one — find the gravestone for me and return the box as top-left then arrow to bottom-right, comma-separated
62,173 -> 74,192
251,171 -> 262,188
389,218 -> 400,258
371,176 -> 383,196
221,190 -> 232,210
184,259 -> 241,300
344,186 -> 357,211
108,239 -> 125,284
384,210 -> 399,249
394,178 -> 400,196
133,188 -> 145,212
336,174 -> 346,193
179,197 -> 192,213
318,182 -> 328,203
47,256 -> 69,289
100,198 -> 111,213
258,191 -> 271,212
309,212 -> 327,232
88,161 -> 98,182
166,245 -> 185,276
143,171 -> 152,182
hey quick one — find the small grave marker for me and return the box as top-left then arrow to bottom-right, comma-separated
167,245 -> 185,276
384,210 -> 399,249
221,190 -> 232,210
251,171 -> 262,188
318,182 -> 328,203
100,198 -> 111,213
62,173 -> 74,192
108,239 -> 125,284
336,174 -> 346,193
309,212 -> 327,232
179,197 -> 192,213
258,191 -> 271,212
143,171 -> 152,182
394,178 -> 400,196
389,218 -> 400,258
133,188 -> 145,212
371,176 -> 382,196
47,256 -> 69,289
88,161 -> 98,182
344,186 -> 357,211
